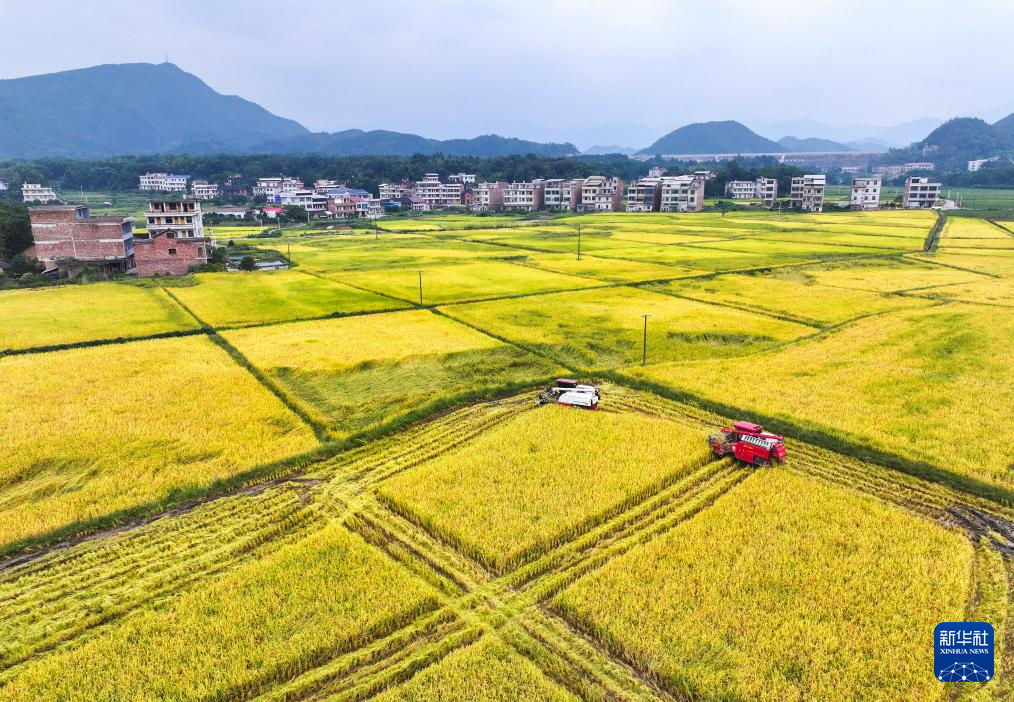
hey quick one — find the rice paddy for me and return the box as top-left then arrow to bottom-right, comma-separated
555,468 -> 976,701
0,281 -> 198,351
169,269 -> 407,327
1,208 -> 1011,701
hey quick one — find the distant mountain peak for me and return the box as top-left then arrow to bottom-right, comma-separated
637,120 -> 785,156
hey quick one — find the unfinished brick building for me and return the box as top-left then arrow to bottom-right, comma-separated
28,205 -> 135,277
133,200 -> 209,276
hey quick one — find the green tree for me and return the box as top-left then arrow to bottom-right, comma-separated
239,256 -> 256,271
0,203 -> 33,259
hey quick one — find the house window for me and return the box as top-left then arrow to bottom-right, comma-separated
168,248 -> 177,255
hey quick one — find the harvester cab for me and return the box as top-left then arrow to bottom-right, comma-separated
709,420 -> 786,466
536,378 -> 601,410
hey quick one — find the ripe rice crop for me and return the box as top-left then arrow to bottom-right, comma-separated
806,257 -> 988,292
378,404 -> 713,572
334,260 -> 599,304
508,252 -> 702,283
0,282 -> 198,352
373,635 -> 576,701
659,270 -> 934,326
0,335 -> 318,550
169,269 -> 406,327
911,251 -> 1014,277
627,303 -> 1014,490
223,310 -> 561,437
440,286 -> 812,369
686,237 -> 894,257
911,277 -> 1014,306
0,524 -> 438,701
250,235 -> 508,273
555,468 -> 974,701
941,217 -> 1013,239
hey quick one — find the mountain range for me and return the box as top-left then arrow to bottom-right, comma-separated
0,62 -> 1007,164
0,63 -> 578,159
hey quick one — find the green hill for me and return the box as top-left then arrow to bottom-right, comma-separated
637,121 -> 785,155
253,130 -> 579,157
0,63 -> 309,159
777,135 -> 851,152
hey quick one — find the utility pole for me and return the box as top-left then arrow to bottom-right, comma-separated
287,242 -> 291,265
641,314 -> 651,366
417,270 -> 424,306
577,223 -> 582,260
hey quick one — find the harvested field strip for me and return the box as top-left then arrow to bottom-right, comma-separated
520,466 -> 749,603
504,458 -> 734,590
512,609 -> 677,702
347,505 -> 493,596
0,492 -> 324,670
605,382 -> 1014,526
0,484 -> 303,591
251,609 -> 472,702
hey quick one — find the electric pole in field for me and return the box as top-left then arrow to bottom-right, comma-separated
641,314 -> 651,366
577,223 -> 582,260
417,270 -> 424,306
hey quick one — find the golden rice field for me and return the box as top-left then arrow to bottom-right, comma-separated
168,269 -> 406,327
223,310 -> 562,437
333,259 -> 600,304
627,303 -> 1014,491
372,636 -> 577,702
441,285 -> 813,368
0,336 -> 317,551
1,209 -> 1011,701
0,281 -> 198,351
654,268 -> 935,326
378,404 -> 712,572
555,468 -> 976,701
0,524 -> 438,701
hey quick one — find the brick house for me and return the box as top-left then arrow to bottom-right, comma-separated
28,205 -> 135,277
133,200 -> 209,276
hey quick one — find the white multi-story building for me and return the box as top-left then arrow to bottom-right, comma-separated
278,189 -> 329,217
580,176 -> 623,212
967,158 -> 999,172
874,162 -> 935,177
543,179 -> 583,211
313,179 -> 346,190
447,173 -> 476,184
659,176 -> 705,213
190,179 -> 221,200
501,181 -> 545,211
626,177 -> 664,212
647,166 -> 667,178
252,176 -> 304,200
145,200 -> 205,239
0,178 -> 8,191
789,174 -> 826,212
725,180 -> 757,199
138,172 -> 189,192
849,176 -> 882,210
379,182 -> 414,201
22,183 -> 58,203
902,176 -> 941,209
756,178 -> 778,208
414,173 -> 463,208
472,182 -> 506,212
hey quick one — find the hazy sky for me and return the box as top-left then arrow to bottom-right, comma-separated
2,0 -> 1013,148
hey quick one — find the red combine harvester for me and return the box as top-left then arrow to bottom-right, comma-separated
709,421 -> 786,466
